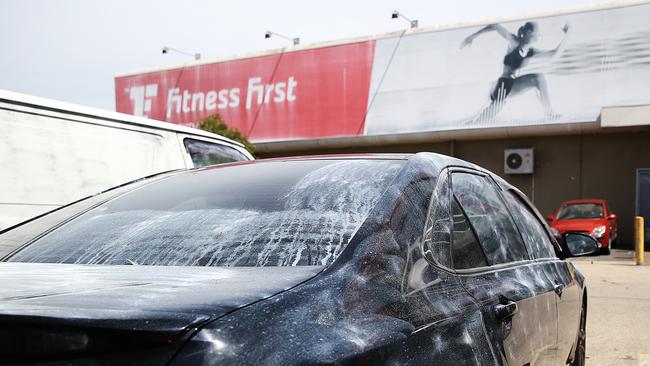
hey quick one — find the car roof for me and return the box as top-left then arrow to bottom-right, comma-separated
188,153 -> 417,174
192,152 -> 491,185
248,153 -> 414,162
194,152 -> 481,172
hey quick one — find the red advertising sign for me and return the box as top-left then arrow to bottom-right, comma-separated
115,41 -> 375,142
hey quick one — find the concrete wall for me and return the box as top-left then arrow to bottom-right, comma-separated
258,129 -> 650,249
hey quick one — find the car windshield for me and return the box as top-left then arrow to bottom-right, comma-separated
556,203 -> 604,220
7,159 -> 404,267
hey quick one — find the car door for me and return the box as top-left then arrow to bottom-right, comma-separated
507,191 -> 583,365
399,169 -> 504,365
450,170 -> 559,366
502,189 -> 584,365
518,192 -> 582,365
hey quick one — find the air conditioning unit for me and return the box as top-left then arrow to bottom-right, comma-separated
504,148 -> 534,174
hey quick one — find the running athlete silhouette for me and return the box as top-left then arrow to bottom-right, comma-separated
460,22 -> 569,124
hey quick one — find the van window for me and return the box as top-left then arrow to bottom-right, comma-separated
184,138 -> 249,167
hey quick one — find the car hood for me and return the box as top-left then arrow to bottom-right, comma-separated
552,218 -> 606,232
0,263 -> 322,361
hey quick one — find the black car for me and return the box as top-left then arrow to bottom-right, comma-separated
0,153 -> 598,365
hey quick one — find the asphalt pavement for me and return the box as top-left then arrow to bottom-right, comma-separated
570,249 -> 650,366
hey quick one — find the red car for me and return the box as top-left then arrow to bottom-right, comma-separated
548,199 -> 618,254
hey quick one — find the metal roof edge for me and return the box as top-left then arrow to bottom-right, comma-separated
253,122 -> 606,154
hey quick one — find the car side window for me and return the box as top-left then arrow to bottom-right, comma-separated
451,197 -> 488,269
503,191 -> 556,259
451,172 -> 528,265
422,171 -> 452,268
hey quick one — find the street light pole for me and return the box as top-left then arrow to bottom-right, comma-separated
265,31 -> 300,46
162,46 -> 201,60
391,10 -> 418,28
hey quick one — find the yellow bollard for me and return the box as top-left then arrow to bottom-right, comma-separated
635,216 -> 645,265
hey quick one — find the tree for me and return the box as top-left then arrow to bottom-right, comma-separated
197,113 -> 255,156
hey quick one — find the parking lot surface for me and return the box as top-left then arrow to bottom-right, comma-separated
570,250 -> 650,366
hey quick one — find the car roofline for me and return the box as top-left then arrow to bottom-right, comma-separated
189,154 -> 415,172
251,153 -> 414,161
560,199 -> 606,205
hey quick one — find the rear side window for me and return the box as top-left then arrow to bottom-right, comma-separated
503,191 -> 556,259
184,138 -> 249,167
451,197 -> 488,269
451,172 -> 528,265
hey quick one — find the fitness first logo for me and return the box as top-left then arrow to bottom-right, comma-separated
125,84 -> 158,117
123,77 -> 298,120
165,76 -> 298,119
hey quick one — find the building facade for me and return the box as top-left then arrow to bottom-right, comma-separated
115,1 -> 650,248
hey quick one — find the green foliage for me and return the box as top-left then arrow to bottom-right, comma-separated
197,114 -> 255,156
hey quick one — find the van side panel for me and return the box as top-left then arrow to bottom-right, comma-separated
0,107 -> 183,229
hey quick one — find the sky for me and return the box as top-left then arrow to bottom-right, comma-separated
1,0 -> 609,111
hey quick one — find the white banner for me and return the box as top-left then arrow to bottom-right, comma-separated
365,2 -> 650,135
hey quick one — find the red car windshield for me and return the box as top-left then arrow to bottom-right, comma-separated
557,203 -> 604,220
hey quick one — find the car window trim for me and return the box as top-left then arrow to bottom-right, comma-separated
454,258 -> 536,276
507,188 -> 562,258
419,166 -> 537,274
419,168 -> 452,270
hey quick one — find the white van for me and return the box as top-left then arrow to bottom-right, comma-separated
0,90 -> 253,230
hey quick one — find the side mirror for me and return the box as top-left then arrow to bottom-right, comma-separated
547,215 -> 555,222
608,213 -> 617,220
563,232 -> 600,257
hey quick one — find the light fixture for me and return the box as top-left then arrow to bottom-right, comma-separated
391,10 -> 418,28
264,31 -> 300,46
161,46 -> 201,60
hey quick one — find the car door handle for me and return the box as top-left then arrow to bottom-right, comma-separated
494,301 -> 518,320
554,284 -> 564,297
